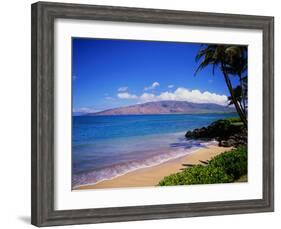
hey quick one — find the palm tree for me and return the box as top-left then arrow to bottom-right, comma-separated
227,85 -> 242,107
195,44 -> 247,127
224,46 -> 248,114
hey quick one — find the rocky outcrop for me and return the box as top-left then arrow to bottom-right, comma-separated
185,119 -> 247,147
219,132 -> 247,147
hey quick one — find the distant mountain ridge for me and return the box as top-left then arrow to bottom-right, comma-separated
85,101 -> 236,116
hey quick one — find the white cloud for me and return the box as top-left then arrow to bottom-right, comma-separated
117,92 -> 138,99
172,88 -> 227,105
168,84 -> 174,89
118,86 -> 128,92
138,87 -> 228,105
139,93 -> 156,102
117,86 -> 228,106
144,81 -> 160,91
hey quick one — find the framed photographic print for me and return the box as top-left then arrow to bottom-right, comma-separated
31,1 -> 274,227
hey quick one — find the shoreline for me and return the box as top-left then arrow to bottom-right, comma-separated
74,144 -> 232,190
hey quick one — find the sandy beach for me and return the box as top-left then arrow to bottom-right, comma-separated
75,145 -> 232,190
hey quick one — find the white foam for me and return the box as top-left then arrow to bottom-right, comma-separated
72,140 -> 217,189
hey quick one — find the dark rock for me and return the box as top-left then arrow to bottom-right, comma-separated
185,119 -> 242,139
185,119 -> 247,147
218,130 -> 247,147
219,139 -> 236,147
185,127 -> 210,139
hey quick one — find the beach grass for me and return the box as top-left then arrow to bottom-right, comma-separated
225,117 -> 241,123
158,146 -> 247,186
225,117 -> 244,126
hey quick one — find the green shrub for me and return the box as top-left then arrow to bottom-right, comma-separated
225,117 -> 241,123
158,146 -> 247,186
225,117 -> 244,127
159,165 -> 232,186
209,146 -> 247,180
230,122 -> 244,127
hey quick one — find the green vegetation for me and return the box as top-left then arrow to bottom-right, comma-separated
225,117 -> 244,126
209,146 -> 247,180
225,117 -> 241,123
158,146 -> 247,186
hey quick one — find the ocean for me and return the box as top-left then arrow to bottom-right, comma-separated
72,113 -> 236,188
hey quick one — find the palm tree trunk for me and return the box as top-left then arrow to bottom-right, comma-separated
238,73 -> 246,114
221,64 -> 247,127
238,100 -> 243,112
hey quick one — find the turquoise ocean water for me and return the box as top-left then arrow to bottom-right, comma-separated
72,113 -> 236,188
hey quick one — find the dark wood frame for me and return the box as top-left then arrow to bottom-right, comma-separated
31,1 -> 274,227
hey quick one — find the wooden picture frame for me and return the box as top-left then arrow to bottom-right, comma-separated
31,1 -> 274,227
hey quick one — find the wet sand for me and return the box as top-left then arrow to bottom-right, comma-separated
75,145 -> 232,190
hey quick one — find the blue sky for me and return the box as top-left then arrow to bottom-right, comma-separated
72,38 -> 240,114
